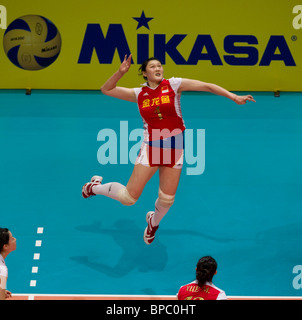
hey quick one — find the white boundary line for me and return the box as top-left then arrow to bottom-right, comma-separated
12,293 -> 175,298
11,293 -> 302,300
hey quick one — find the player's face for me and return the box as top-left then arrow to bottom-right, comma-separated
143,60 -> 163,83
5,232 -> 17,253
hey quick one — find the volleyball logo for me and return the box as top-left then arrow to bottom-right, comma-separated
3,15 -> 61,70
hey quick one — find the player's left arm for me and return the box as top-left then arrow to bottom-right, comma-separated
0,276 -> 6,300
179,78 -> 256,105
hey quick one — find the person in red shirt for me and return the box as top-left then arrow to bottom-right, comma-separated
177,256 -> 227,300
82,54 -> 255,245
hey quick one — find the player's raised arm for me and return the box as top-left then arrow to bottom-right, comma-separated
100,54 -> 136,103
179,78 -> 256,105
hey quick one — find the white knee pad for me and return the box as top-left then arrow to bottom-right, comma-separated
158,189 -> 175,208
117,187 -> 137,206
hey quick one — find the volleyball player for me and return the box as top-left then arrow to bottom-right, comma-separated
0,228 -> 16,300
177,256 -> 227,300
82,54 -> 255,245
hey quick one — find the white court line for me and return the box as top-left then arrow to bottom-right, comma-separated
33,253 -> 40,260
30,227 -> 44,288
31,267 -> 38,273
11,293 -> 302,300
35,240 -> 42,247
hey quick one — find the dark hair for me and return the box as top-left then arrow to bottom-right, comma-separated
0,228 -> 10,252
196,256 -> 218,287
138,57 -> 162,80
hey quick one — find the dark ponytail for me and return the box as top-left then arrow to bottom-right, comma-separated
196,256 -> 217,287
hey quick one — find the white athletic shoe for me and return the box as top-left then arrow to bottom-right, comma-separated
91,176 -> 103,184
82,175 -> 103,198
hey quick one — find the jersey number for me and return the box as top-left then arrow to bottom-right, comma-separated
184,296 -> 205,300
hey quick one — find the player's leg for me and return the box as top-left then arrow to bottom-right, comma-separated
82,175 -> 128,202
144,166 -> 182,244
82,164 -> 158,206
153,165 -> 182,225
125,163 -> 158,200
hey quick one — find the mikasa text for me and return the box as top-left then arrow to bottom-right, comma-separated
78,5 -> 300,66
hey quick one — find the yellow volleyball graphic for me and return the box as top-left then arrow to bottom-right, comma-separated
3,15 -> 61,70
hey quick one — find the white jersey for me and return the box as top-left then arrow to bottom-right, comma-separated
0,254 -> 8,289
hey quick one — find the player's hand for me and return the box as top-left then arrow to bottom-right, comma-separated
5,290 -> 12,299
234,95 -> 256,105
119,54 -> 132,75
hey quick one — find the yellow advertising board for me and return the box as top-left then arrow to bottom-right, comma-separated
0,0 -> 301,91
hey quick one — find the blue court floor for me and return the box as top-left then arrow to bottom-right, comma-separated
1,89 -> 302,297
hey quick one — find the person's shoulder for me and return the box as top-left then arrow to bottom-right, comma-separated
177,283 -> 187,299
167,77 -> 182,83
207,282 -> 227,300
166,77 -> 182,91
133,87 -> 144,98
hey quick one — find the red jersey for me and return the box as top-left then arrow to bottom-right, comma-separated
177,281 -> 227,300
134,78 -> 185,141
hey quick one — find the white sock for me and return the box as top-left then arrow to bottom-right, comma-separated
152,198 -> 171,226
92,182 -> 125,201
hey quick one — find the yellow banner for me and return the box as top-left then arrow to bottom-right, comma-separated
0,0 -> 301,91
